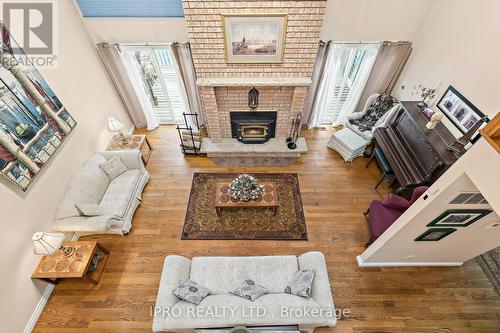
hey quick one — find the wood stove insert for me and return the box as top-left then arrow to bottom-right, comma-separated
230,111 -> 277,144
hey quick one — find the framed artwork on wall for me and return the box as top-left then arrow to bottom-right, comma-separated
427,209 -> 492,228
0,24 -> 76,191
436,86 -> 487,143
415,228 -> 457,242
222,13 -> 287,64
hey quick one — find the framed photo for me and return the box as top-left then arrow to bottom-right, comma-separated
415,228 -> 456,242
437,86 -> 487,143
222,13 -> 287,64
427,209 -> 492,227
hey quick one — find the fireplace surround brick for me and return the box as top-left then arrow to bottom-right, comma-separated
183,0 -> 326,144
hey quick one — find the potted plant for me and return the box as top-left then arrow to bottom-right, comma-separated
414,84 -> 437,108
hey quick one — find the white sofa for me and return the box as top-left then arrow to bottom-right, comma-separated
52,150 -> 150,235
345,93 -> 401,141
153,252 -> 336,332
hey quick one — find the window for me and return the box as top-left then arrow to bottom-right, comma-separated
321,46 -> 370,124
131,47 -> 188,124
347,50 -> 365,85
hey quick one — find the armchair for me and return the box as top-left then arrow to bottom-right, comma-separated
346,93 -> 401,142
364,186 -> 428,246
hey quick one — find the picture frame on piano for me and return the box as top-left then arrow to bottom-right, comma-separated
437,86 -> 487,143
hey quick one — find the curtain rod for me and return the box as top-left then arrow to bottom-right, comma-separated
98,42 -> 190,47
320,40 -> 411,45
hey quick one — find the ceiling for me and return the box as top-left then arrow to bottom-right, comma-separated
75,0 -> 184,18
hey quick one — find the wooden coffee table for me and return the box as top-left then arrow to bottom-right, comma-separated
32,240 -> 109,285
215,182 -> 278,217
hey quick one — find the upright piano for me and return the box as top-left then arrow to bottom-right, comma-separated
373,101 -> 458,193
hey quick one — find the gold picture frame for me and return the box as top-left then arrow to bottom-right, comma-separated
222,13 -> 288,64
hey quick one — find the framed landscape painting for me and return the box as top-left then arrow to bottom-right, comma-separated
437,86 -> 487,143
222,13 -> 287,64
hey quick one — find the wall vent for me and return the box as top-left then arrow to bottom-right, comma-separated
449,192 -> 489,205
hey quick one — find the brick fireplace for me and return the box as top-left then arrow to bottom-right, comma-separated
182,0 -> 326,164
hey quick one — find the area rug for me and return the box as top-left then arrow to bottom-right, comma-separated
477,246 -> 500,295
182,173 -> 307,240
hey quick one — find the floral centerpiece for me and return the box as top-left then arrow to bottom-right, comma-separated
229,174 -> 264,202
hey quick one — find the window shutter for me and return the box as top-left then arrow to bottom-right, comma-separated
321,48 -> 366,124
150,48 -> 188,124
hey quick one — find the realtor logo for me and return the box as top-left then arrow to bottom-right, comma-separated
2,1 -> 54,55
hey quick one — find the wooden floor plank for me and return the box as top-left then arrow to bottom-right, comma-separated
34,126 -> 500,332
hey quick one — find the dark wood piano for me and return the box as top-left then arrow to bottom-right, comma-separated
373,101 -> 458,193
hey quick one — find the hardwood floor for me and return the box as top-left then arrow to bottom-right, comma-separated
34,126 -> 500,333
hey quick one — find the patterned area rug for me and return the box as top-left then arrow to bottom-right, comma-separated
182,173 -> 307,240
477,246 -> 500,295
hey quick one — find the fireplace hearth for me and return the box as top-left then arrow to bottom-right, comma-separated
230,111 -> 277,144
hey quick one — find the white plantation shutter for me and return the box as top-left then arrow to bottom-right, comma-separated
321,48 -> 366,124
150,76 -> 175,124
151,48 -> 188,124
127,47 -> 188,125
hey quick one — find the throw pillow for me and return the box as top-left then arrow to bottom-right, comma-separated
231,279 -> 268,302
285,270 -> 315,298
74,203 -> 103,216
172,279 -> 211,305
99,156 -> 128,180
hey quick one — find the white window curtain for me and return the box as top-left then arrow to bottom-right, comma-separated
119,46 -> 159,130
309,43 -> 380,128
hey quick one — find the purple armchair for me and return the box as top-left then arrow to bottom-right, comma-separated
364,187 -> 428,246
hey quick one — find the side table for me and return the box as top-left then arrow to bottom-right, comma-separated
32,240 -> 110,285
107,134 -> 153,165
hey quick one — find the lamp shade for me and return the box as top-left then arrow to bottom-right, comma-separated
107,116 -> 123,132
32,232 -> 64,255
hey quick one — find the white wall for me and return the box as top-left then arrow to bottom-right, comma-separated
0,1 -> 132,332
358,0 -> 500,266
394,0 -> 500,120
84,1 -> 434,44
83,18 -> 189,43
359,139 -> 500,266
320,0 -> 436,41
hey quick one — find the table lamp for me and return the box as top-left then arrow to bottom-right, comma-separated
32,232 -> 74,257
108,116 -> 130,145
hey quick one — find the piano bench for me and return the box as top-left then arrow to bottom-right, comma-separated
366,147 -> 395,190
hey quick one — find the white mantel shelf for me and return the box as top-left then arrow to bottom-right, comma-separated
197,76 -> 312,87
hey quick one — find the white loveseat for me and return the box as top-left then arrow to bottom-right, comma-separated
52,150 -> 150,235
153,252 -> 336,332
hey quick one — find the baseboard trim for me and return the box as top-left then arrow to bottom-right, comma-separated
356,255 -> 463,267
23,283 -> 55,333
24,233 -> 80,333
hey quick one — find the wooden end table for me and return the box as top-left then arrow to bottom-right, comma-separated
215,182 -> 278,217
107,134 -> 153,165
32,241 -> 110,285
